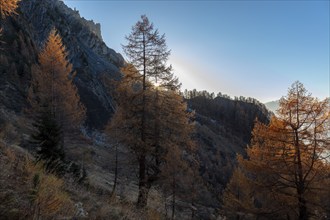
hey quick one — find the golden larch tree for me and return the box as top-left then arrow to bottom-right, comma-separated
154,88 -> 196,219
223,167 -> 259,219
115,15 -> 189,209
107,64 -> 195,208
224,81 -> 330,219
29,29 -> 85,132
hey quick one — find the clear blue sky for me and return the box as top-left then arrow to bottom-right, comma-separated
63,0 -> 329,102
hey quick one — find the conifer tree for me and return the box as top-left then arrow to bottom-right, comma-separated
115,15 -> 190,208
224,81 -> 330,219
28,29 -> 85,133
161,143 -> 196,220
123,15 -> 179,90
107,64 -> 194,208
29,29 -> 85,175
223,167 -> 260,219
31,105 -> 65,174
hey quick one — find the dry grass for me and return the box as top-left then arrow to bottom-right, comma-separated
25,161 -> 75,219
0,142 -> 74,219
0,140 -> 166,219
0,114 -> 168,219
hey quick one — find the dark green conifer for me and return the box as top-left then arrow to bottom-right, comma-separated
31,105 -> 65,174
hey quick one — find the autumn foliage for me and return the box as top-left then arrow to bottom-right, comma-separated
28,29 -> 85,131
0,143 -> 74,219
107,63 -> 195,208
108,15 -> 194,209
0,0 -> 20,18
224,81 -> 330,219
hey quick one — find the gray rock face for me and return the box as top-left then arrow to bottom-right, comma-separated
1,0 -> 125,128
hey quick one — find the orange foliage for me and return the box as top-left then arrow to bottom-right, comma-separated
224,82 -> 330,219
0,0 -> 20,18
25,161 -> 74,219
107,64 -> 195,208
29,29 -> 85,131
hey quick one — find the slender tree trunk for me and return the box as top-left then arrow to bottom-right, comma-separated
154,89 -> 161,168
137,154 -> 149,208
110,144 -> 118,199
294,128 -> 308,220
171,175 -> 176,220
136,31 -> 149,209
297,190 -> 308,220
141,34 -> 146,143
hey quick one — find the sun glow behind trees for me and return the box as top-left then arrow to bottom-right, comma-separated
1,0 -> 328,217
107,15 -> 196,209
63,0 -> 329,103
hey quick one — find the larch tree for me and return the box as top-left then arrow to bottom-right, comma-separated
155,89 -> 196,219
224,81 -> 330,219
122,15 -> 179,90
108,46 -> 194,209
161,142 -> 200,220
29,29 -> 85,133
29,29 -> 85,169
161,147 -> 187,220
114,14 -> 191,208
223,167 -> 257,219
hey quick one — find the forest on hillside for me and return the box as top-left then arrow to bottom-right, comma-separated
0,1 -> 329,220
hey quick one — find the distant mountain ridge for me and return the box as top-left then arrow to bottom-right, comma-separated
264,100 -> 280,113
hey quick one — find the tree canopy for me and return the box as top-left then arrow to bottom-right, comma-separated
28,29 -> 85,132
224,81 -> 330,219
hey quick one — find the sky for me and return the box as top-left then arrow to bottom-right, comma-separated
63,0 -> 329,103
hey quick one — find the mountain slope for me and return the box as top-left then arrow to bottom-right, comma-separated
1,0 -> 125,128
185,92 -> 272,208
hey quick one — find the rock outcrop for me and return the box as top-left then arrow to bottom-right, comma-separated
1,0 -> 125,128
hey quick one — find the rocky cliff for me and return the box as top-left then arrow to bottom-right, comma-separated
1,0 -> 125,128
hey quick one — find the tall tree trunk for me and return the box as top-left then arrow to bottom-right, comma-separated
298,192 -> 308,220
137,155 -> 149,208
294,127 -> 308,220
171,175 -> 176,220
137,30 -> 150,209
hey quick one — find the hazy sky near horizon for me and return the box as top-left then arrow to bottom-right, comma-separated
63,0 -> 329,102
